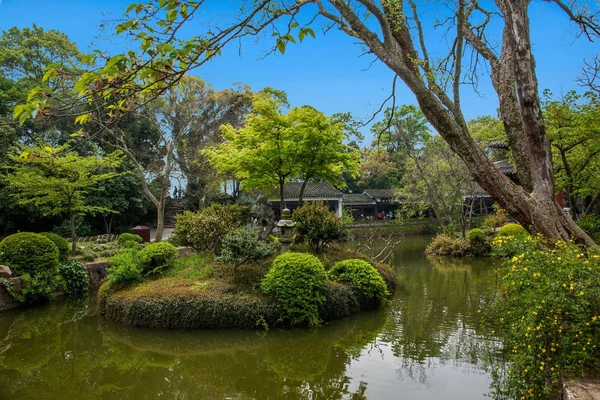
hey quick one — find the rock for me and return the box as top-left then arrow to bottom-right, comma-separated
177,246 -> 196,258
0,265 -> 12,279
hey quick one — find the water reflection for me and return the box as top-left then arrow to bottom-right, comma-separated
0,235 -> 502,400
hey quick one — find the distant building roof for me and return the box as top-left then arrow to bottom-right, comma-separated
364,189 -> 398,200
342,193 -> 376,205
489,141 -> 509,150
268,181 -> 342,200
493,159 -> 515,175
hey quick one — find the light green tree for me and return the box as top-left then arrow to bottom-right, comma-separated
204,93 -> 297,211
290,106 -> 359,203
3,145 -> 122,255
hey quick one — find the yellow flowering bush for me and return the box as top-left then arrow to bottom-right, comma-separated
490,236 -> 600,399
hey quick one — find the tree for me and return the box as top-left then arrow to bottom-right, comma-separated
357,148 -> 397,190
204,93 -> 297,211
164,76 -> 253,208
21,0 -> 600,245
290,106 -> 359,203
399,135 -> 478,236
2,145 -> 122,255
544,90 -> 600,217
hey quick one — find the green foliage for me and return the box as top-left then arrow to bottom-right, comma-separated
138,242 -> 178,275
498,223 -> 528,237
0,232 -> 61,302
490,237 -> 600,399
2,144 -> 123,254
117,233 -> 143,246
216,228 -> 276,269
204,94 -> 358,205
577,214 -> 600,241
106,250 -> 142,289
425,234 -> 469,257
39,232 -> 70,261
59,260 -> 89,297
0,232 -> 59,276
491,235 -> 535,258
100,281 -> 282,329
467,228 -> 491,256
329,259 -> 389,303
261,252 -> 328,326
481,213 -> 502,231
170,204 -> 250,253
292,202 -> 347,253
166,254 -> 215,280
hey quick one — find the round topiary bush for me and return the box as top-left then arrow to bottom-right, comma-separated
0,232 -> 61,302
261,252 -> 328,326
0,232 -> 60,276
39,232 -> 70,261
466,228 -> 491,256
329,259 -> 389,303
498,223 -> 528,237
117,233 -> 143,246
138,242 -> 178,275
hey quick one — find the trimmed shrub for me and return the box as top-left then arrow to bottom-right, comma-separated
39,232 -> 70,261
138,242 -> 178,275
0,232 -> 60,276
107,250 -> 143,289
216,228 -> 277,270
467,228 -> 491,256
0,232 -> 61,302
100,284 -> 282,329
497,222 -> 528,237
117,233 -> 143,246
170,204 -> 250,253
425,234 -> 469,257
79,249 -> 96,262
491,238 -> 600,398
59,260 -> 89,297
292,202 -> 347,253
261,252 -> 328,326
329,259 -> 389,303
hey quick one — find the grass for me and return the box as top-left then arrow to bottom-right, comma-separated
165,253 -> 215,280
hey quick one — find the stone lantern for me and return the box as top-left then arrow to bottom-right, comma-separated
276,208 -> 296,253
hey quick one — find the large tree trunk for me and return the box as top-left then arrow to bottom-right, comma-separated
279,179 -> 285,215
327,0 -> 597,245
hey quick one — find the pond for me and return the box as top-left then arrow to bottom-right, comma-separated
0,235 -> 503,399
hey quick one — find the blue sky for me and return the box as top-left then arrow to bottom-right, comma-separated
0,0 -> 597,143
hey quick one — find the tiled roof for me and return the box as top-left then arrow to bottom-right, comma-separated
269,181 -> 342,199
493,159 -> 515,175
342,193 -> 376,205
364,189 -> 397,200
489,141 -> 509,150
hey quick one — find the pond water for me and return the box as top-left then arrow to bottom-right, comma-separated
0,235 -> 503,400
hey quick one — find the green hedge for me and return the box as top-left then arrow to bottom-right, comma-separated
39,232 -> 70,261
117,233 -> 143,246
261,252 -> 328,326
329,259 -> 389,303
0,232 -> 62,302
138,242 -> 178,275
425,234 -> 469,257
498,223 -> 528,237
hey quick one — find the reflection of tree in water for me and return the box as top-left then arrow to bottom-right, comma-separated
0,298 -> 389,400
381,251 -> 502,384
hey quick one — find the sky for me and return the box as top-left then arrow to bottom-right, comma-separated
0,0 -> 597,144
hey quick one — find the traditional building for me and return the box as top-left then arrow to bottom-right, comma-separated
267,182 -> 343,218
